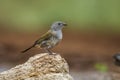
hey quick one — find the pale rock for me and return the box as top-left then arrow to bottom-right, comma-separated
0,53 -> 73,80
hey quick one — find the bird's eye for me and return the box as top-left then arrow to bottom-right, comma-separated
58,23 -> 61,25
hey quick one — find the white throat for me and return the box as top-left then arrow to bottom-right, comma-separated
52,30 -> 62,39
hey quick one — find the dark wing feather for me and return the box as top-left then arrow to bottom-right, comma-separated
21,44 -> 35,53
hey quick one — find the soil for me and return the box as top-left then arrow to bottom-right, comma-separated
0,30 -> 120,71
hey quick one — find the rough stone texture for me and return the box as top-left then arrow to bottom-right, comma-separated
0,53 -> 73,80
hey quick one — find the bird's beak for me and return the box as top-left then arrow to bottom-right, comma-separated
63,23 -> 67,26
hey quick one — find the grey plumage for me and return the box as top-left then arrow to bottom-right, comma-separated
21,21 -> 67,54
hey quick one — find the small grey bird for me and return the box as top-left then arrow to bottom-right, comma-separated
21,21 -> 67,54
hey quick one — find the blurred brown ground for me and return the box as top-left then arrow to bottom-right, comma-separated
0,29 -> 120,71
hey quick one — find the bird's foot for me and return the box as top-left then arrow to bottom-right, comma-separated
45,49 -> 54,55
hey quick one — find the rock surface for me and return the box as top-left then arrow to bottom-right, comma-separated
0,53 -> 73,80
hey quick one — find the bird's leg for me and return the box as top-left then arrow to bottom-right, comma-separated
44,48 -> 53,55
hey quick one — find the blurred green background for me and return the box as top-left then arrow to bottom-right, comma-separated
0,0 -> 120,33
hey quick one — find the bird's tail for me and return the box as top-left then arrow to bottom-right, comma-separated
21,44 -> 36,53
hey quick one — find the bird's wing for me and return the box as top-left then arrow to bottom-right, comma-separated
35,30 -> 52,44
21,30 -> 52,53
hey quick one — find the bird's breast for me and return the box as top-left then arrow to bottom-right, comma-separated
50,36 -> 61,47
52,30 -> 62,40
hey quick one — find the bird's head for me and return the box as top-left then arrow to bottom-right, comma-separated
51,21 -> 67,31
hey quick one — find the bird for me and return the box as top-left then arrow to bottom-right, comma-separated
21,21 -> 67,55
113,53 -> 120,66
